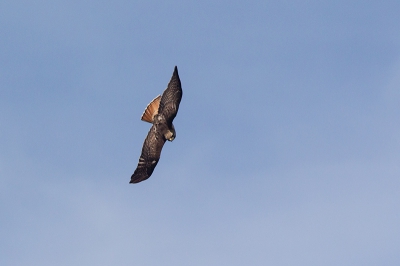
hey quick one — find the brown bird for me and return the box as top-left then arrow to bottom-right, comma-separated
130,66 -> 183,183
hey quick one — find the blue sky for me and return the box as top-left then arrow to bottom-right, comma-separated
1,1 -> 400,265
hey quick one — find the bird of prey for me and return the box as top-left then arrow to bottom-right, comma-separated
130,66 -> 183,184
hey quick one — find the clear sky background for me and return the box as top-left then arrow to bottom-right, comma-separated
1,1 -> 400,265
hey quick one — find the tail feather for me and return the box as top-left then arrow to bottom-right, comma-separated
141,95 -> 161,123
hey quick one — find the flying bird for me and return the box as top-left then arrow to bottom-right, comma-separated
130,66 -> 183,183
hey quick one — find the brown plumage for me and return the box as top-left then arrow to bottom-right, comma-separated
141,95 -> 161,123
130,66 -> 183,184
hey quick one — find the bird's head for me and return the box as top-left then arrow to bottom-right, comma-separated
165,124 -> 176,141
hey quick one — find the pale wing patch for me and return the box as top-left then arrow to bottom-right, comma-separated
141,95 -> 161,123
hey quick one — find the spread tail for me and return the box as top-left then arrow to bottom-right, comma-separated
141,95 -> 161,123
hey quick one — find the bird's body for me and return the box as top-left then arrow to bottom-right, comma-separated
130,66 -> 182,184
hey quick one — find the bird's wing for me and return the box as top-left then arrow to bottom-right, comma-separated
158,66 -> 183,125
130,123 -> 167,183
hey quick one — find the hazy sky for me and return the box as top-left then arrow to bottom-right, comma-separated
1,1 -> 400,265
